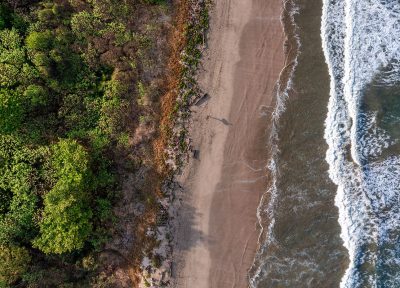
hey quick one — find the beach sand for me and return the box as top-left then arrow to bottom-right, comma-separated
171,0 -> 285,287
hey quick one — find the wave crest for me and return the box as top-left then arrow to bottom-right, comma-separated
322,0 -> 400,286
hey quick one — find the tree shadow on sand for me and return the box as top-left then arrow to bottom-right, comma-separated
170,183 -> 211,279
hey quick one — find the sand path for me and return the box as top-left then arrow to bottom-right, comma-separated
172,0 -> 285,287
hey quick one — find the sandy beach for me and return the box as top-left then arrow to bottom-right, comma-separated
172,0 -> 285,287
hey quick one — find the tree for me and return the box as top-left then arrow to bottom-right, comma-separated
0,29 -> 29,87
0,193 -> 37,245
0,136 -> 44,245
33,139 -> 93,254
38,9 -> 54,23
31,52 -> 52,77
0,63 -> 19,87
0,245 -> 31,286
23,84 -> 47,106
0,28 -> 22,50
26,30 -> 53,51
71,11 -> 101,39
0,89 -> 25,133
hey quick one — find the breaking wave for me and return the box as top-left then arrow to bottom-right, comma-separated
322,0 -> 400,286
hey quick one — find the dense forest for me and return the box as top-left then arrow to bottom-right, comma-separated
0,0 -> 173,286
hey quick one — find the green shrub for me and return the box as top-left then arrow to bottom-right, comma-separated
71,11 -> 101,39
0,28 -> 22,50
0,193 -> 37,245
37,9 -> 54,22
23,84 -> 48,106
20,64 -> 39,83
0,245 -> 31,286
0,63 -> 19,87
26,30 -> 53,51
0,136 -> 47,245
32,52 -> 50,67
0,89 -> 25,133
33,139 -> 93,254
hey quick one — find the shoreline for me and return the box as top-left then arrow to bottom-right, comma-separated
249,0 -> 301,283
171,0 -> 285,287
248,0 -> 348,286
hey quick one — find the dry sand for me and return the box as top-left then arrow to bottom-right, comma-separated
172,0 -> 285,287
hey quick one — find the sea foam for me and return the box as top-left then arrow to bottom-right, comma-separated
249,0 -> 301,286
322,0 -> 400,286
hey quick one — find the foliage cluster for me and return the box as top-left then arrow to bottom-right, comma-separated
0,0 -> 168,286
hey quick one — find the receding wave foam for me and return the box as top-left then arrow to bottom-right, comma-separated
322,0 -> 400,286
249,0 -> 301,286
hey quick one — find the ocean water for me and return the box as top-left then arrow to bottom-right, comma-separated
322,0 -> 400,286
251,0 -> 400,287
249,0 -> 347,287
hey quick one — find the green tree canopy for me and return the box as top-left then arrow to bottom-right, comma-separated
23,84 -> 47,106
33,139 -> 93,254
0,136 -> 45,245
0,89 -> 25,133
26,30 -> 53,51
71,11 -> 101,39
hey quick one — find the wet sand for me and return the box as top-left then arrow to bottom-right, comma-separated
172,0 -> 285,287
